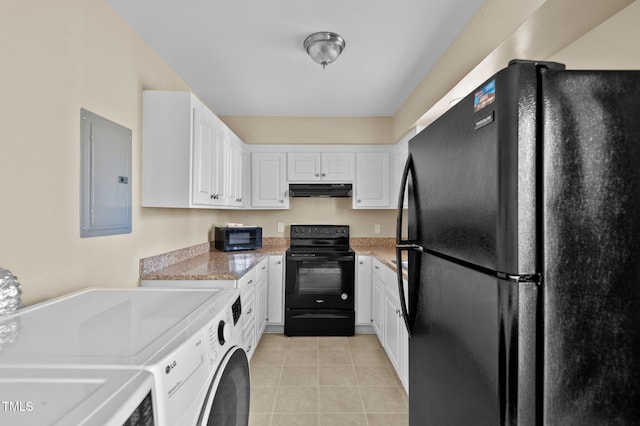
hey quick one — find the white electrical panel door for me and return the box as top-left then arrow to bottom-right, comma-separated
80,109 -> 132,237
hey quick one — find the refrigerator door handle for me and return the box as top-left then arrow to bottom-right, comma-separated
395,153 -> 420,336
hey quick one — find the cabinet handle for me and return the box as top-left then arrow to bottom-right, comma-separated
357,199 -> 362,203
261,266 -> 266,270
374,266 -> 379,270
315,173 -> 320,177
248,279 -> 253,285
247,308 -> 252,315
276,261 -> 281,264
359,261 -> 364,264
247,345 -> 252,352
236,198 -> 242,202
321,173 -> 326,177
279,199 -> 284,203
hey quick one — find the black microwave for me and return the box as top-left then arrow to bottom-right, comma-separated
214,226 -> 262,251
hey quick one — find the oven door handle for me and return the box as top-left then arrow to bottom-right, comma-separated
287,253 -> 354,262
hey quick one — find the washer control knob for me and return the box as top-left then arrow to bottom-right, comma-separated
341,293 -> 348,300
218,320 -> 230,345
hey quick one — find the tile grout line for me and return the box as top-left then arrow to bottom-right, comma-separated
350,341 -> 372,426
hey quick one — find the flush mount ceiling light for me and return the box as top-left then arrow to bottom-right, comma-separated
303,32 -> 346,69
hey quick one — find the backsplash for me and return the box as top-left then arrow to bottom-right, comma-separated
139,242 -> 212,275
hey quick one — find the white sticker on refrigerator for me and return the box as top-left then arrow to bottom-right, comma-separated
474,79 -> 495,112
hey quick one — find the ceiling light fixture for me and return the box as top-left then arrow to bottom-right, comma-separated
304,32 -> 346,69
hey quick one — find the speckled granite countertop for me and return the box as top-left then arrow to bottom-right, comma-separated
139,238 -> 405,282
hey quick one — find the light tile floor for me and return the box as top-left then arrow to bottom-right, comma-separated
248,334 -> 408,426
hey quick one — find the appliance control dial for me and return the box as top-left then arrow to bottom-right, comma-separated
341,293 -> 349,300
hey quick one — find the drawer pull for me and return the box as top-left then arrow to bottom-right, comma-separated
247,279 -> 253,285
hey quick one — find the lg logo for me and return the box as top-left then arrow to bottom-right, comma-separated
165,360 -> 177,374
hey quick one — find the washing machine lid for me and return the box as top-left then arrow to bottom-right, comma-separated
0,368 -> 155,426
0,288 -> 237,368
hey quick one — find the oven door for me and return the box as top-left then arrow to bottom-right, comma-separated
285,252 -> 355,310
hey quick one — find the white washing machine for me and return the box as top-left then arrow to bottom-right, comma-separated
0,288 -> 249,426
0,368 -> 154,426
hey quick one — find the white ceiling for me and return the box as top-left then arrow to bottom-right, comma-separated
106,0 -> 485,117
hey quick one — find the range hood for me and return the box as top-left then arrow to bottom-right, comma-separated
289,183 -> 352,198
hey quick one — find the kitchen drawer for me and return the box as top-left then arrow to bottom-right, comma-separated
237,267 -> 257,294
255,258 -> 269,283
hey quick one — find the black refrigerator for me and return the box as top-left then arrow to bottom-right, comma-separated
395,60 -> 640,425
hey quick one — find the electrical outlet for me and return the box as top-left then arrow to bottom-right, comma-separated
374,224 -> 381,234
277,222 -> 284,233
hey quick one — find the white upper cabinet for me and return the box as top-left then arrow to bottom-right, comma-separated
287,152 -> 320,181
227,132 -> 245,207
192,111 -> 228,207
287,152 -> 355,182
141,90 -> 244,209
354,152 -> 390,208
322,152 -> 355,181
251,152 -> 289,208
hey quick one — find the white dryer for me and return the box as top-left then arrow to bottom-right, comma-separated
0,288 -> 249,426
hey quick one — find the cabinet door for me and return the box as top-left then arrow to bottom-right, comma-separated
227,137 -> 244,206
287,152 -> 321,181
192,107 -> 216,205
321,152 -> 355,181
256,276 -> 268,340
210,122 -> 228,206
356,256 -> 372,325
371,274 -> 384,340
267,256 -> 284,324
395,148 -> 409,209
354,152 -> 390,208
399,300 -> 409,393
251,152 -> 289,208
192,109 -> 228,206
384,288 -> 402,375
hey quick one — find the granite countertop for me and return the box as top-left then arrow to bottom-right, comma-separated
140,243 -> 289,281
139,238 -> 406,282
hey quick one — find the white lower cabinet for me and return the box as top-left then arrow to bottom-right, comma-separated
369,257 -> 409,393
384,284 -> 409,392
371,271 -> 385,339
356,256 -> 372,325
256,270 -> 269,344
242,288 -> 256,360
267,255 -> 284,325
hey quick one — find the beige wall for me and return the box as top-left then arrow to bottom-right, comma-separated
392,0 -> 635,138
0,0 -> 227,305
225,198 -> 397,238
2,0 -> 640,305
220,116 -> 392,145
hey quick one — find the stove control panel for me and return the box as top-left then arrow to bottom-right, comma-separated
290,225 -> 349,239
